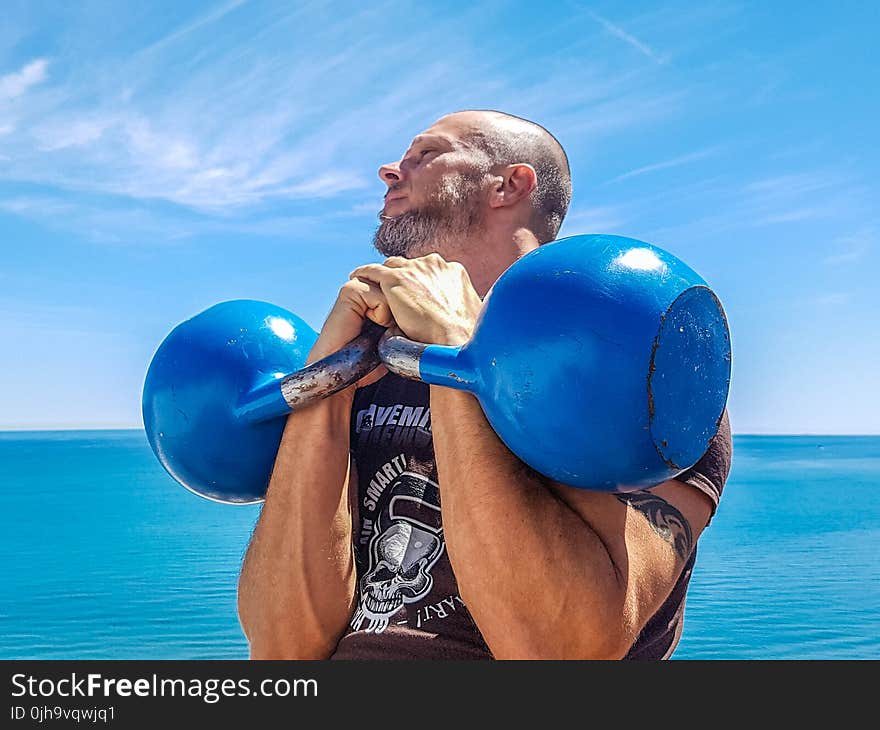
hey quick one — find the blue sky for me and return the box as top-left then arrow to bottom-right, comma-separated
0,0 -> 877,434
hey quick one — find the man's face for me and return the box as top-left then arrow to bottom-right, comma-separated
373,114 -> 489,258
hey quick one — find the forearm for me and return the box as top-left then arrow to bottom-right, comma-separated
238,391 -> 356,659
430,387 -> 629,659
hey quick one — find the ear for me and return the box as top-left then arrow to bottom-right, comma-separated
488,163 -> 537,209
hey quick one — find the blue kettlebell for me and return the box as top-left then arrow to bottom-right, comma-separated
142,234 -> 731,503
379,234 -> 730,491
142,301 -> 384,503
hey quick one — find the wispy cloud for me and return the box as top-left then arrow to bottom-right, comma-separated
586,10 -> 668,64
604,147 -> 721,184
745,170 -> 865,226
0,193 -> 334,244
746,172 -> 834,198
0,195 -> 194,244
637,166 -> 872,245
813,292 -> 853,307
0,58 -> 49,99
35,116 -> 113,151
277,172 -> 371,199
0,2 -> 706,236
559,206 -> 626,236
758,207 -> 832,224
823,231 -> 873,265
136,0 -> 250,57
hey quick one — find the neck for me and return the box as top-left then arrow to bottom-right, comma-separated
434,227 -> 540,297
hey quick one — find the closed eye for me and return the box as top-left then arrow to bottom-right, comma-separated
401,148 -> 437,168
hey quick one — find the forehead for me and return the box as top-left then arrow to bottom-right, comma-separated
410,112 -> 489,149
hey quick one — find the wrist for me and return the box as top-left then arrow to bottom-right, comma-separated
289,385 -> 355,428
291,376 -> 357,419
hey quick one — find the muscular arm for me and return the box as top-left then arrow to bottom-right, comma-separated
237,392 -> 357,659
430,387 -> 712,660
237,279 -> 392,659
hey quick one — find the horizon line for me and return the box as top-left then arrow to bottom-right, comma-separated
1,426 -> 878,438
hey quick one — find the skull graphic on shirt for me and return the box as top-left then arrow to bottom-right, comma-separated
351,472 -> 444,634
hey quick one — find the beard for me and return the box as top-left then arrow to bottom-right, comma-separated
372,171 -> 485,258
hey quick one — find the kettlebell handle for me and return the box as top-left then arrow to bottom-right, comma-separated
239,320 -> 478,426
378,327 -> 477,391
236,319 -> 388,423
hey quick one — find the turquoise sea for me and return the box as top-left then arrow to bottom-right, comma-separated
1,431 -> 878,660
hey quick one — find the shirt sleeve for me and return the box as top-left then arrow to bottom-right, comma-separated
675,408 -> 732,524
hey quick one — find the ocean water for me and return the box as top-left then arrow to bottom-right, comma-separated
1,431 -> 877,660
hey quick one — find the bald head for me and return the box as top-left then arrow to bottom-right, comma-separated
443,110 -> 572,243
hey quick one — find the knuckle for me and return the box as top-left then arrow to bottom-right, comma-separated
341,279 -> 366,296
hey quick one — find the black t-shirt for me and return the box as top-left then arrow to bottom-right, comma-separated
331,373 -> 732,660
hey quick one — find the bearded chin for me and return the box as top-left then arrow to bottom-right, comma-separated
372,210 -> 448,258
372,175 -> 484,258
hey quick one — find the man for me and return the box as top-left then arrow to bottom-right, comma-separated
237,110 -> 732,660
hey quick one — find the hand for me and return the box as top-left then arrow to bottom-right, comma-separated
307,278 -> 394,389
349,254 -> 483,346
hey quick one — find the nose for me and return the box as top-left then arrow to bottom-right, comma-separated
378,160 -> 402,187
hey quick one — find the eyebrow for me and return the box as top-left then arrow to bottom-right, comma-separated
410,134 -> 453,148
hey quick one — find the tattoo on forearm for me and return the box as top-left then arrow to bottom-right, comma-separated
615,492 -> 693,560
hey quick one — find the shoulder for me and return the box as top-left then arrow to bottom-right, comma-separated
544,411 -> 733,570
